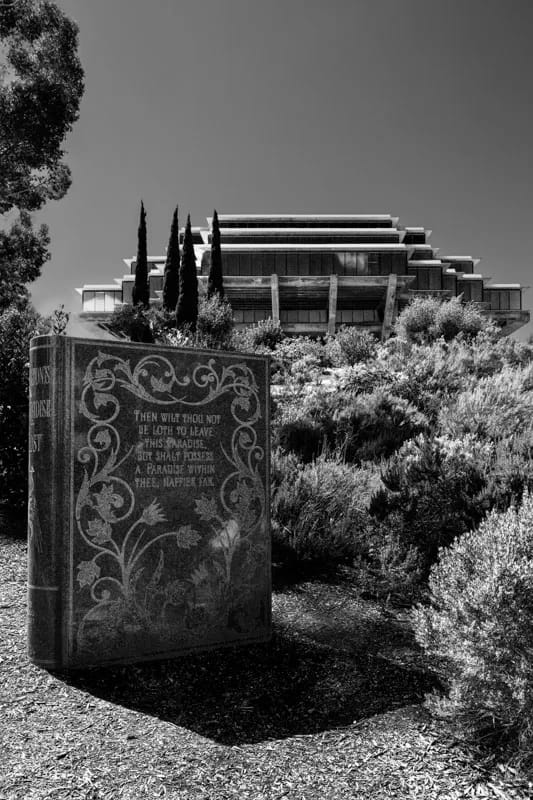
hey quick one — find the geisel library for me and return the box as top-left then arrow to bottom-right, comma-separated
78,214 -> 530,338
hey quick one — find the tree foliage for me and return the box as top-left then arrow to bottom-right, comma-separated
0,0 -> 84,306
207,208 -> 224,299
176,214 -> 198,331
131,201 -> 149,307
0,301 -> 51,514
162,206 -> 179,311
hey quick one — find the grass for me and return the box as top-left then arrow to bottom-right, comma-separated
1,529 -> 531,799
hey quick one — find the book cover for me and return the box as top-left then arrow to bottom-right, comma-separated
27,335 -> 271,669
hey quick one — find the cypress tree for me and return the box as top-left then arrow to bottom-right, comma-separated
132,200 -> 149,307
162,206 -> 180,311
176,214 -> 198,331
207,208 -> 224,299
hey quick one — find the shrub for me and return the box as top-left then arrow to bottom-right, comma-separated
106,303 -> 154,342
395,297 -> 490,344
271,453 -> 377,570
276,417 -> 326,463
370,434 -> 490,572
326,326 -> 378,366
353,512 -> 423,603
334,389 -> 428,463
195,293 -> 234,350
438,364 -> 533,442
233,318 -> 284,352
413,492 -> 533,767
0,303 -> 51,518
394,296 -> 442,343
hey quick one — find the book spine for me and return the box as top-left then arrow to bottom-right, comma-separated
27,336 -> 66,668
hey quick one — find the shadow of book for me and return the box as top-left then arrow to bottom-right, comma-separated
62,620 -> 437,746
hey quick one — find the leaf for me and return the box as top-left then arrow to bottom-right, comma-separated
194,495 -> 219,522
94,429 -> 112,448
235,395 -> 251,412
78,471 -> 92,509
190,562 -> 209,586
113,359 -> 132,379
93,392 -> 115,410
150,375 -> 174,394
86,517 -> 113,544
145,550 -> 165,594
77,560 -> 100,588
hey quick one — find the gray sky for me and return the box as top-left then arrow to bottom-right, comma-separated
31,0 -> 533,338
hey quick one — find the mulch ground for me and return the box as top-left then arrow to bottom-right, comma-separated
1,530 -> 531,799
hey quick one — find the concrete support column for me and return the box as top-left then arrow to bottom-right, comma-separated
328,274 -> 338,335
381,273 -> 398,341
270,273 -> 280,324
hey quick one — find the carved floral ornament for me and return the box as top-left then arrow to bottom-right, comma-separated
74,351 -> 267,653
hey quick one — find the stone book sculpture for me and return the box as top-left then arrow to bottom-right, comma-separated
27,335 -> 271,669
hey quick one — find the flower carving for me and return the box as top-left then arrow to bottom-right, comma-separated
87,518 -> 112,544
93,483 -> 123,521
77,560 -> 101,588
139,500 -> 167,526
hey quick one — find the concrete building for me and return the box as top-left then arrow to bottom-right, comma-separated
78,214 -> 530,337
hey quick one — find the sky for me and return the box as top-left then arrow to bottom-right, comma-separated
29,0 -> 533,339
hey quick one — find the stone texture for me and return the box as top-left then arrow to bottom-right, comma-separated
29,336 -> 271,668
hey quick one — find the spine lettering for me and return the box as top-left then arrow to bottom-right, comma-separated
27,337 -> 63,667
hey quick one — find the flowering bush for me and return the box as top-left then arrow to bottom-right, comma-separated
271,453 -> 378,569
395,296 -> 490,344
334,389 -> 428,463
232,317 -> 284,351
439,364 -> 533,442
325,326 -> 377,366
195,293 -> 234,350
413,492 -> 533,767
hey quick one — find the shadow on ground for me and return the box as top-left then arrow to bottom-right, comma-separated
63,608 -> 437,745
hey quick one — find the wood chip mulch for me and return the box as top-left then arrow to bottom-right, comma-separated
1,531 -> 531,799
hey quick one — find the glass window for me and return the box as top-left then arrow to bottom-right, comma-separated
344,253 -> 357,274
510,290 -> 521,310
367,253 -> 379,274
249,253 -> 260,275
297,309 -> 310,323
417,268 -> 429,290
264,252 -> 275,275
287,309 -> 298,323
459,282 -> 471,301
298,253 -> 309,275
226,253 -> 239,275
240,253 -> 251,274
94,292 -> 105,312
333,252 -> 344,275
488,291 -> 500,310
275,252 -> 287,275
357,253 -> 368,275
83,291 -> 95,312
470,282 -> 482,302
429,269 -> 441,290
243,310 -> 254,323
321,252 -> 333,274
287,252 -> 298,275
309,252 -> 321,275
